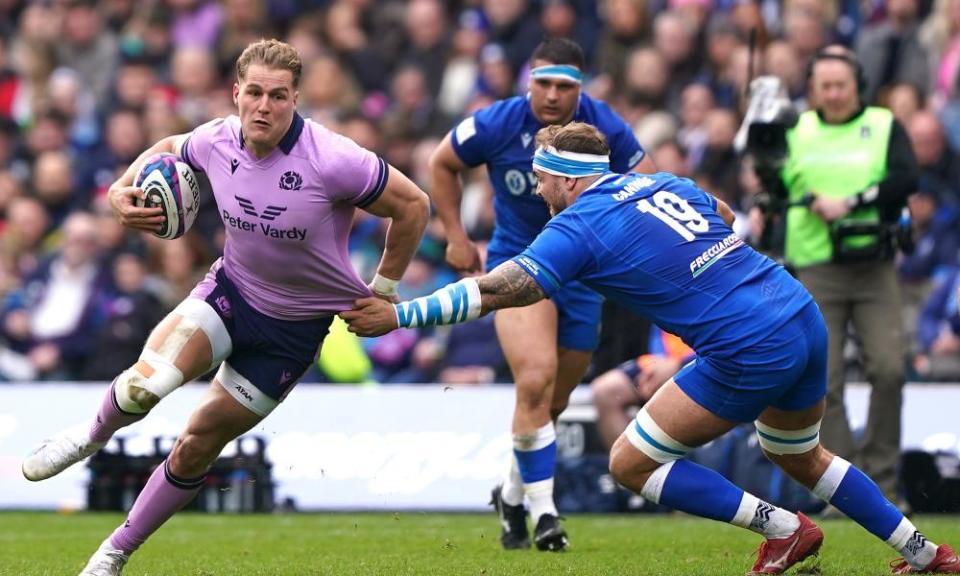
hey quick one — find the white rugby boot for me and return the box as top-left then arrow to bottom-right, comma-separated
79,539 -> 129,576
21,423 -> 105,481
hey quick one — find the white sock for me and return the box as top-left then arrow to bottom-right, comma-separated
731,493 -> 801,539
887,517 -> 938,569
501,454 -> 524,506
525,478 -> 557,525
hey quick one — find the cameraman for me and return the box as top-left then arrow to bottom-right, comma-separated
763,45 -> 918,507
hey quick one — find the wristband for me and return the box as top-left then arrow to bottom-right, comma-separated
371,273 -> 399,296
394,278 -> 482,328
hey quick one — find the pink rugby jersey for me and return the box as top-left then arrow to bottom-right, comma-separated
179,113 -> 385,320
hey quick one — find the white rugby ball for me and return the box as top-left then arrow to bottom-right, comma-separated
134,153 -> 200,240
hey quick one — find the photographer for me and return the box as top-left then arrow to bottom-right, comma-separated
759,45 -> 918,508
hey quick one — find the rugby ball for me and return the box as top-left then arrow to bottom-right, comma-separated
134,153 -> 200,240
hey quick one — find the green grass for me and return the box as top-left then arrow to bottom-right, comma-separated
1,512 -> 958,575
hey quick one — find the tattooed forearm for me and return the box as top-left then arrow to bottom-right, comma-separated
477,261 -> 546,313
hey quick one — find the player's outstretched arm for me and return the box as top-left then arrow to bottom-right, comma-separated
429,134 -> 482,274
340,261 -> 546,337
107,134 -> 185,233
361,164 -> 431,298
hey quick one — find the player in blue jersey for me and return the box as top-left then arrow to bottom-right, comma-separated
429,37 -> 656,551
344,123 -> 960,574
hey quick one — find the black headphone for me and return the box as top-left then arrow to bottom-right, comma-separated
805,47 -> 868,99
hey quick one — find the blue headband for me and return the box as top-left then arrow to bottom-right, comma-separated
530,64 -> 583,84
533,146 -> 609,178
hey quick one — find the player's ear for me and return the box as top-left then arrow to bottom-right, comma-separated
232,83 -> 240,106
292,90 -> 299,107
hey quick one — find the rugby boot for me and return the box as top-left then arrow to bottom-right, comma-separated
748,512 -> 823,574
533,513 -> 569,552
891,544 -> 960,573
490,484 -> 530,549
22,422 -> 105,481
79,539 -> 129,576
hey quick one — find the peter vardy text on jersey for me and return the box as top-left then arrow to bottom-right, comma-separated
221,209 -> 307,241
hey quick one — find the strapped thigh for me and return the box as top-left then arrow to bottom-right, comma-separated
755,420 -> 821,455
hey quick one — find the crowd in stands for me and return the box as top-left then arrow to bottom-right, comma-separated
0,0 -> 957,384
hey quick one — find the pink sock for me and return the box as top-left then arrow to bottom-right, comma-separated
109,459 -> 205,554
89,380 -> 147,443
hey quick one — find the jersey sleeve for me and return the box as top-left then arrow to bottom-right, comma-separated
511,215 -> 594,299
321,132 -> 389,207
606,118 -> 646,173
449,106 -> 495,168
177,118 -> 225,173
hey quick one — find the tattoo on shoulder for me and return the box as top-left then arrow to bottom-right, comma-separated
478,262 -> 545,310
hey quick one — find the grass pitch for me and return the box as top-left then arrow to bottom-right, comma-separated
1,512 -> 958,575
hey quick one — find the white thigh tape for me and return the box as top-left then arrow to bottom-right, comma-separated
173,298 -> 233,371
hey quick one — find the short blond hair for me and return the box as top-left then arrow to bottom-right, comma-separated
236,39 -> 302,88
535,122 -> 610,156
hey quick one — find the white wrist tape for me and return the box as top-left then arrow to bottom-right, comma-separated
394,278 -> 482,328
371,273 -> 399,296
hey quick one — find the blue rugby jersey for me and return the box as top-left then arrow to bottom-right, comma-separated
514,172 -> 814,359
450,95 -> 645,264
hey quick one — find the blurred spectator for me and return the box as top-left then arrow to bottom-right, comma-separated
32,150 -> 80,227
381,63 -> 450,140
764,40 -> 806,104
884,82 -> 925,125
0,211 -> 108,380
678,82 -> 713,168
592,0 -> 650,100
914,268 -> 960,380
324,0 -> 387,92
215,0 -> 274,80
170,46 -> 218,128
438,8 -> 489,116
82,251 -> 166,381
696,14 -> 742,109
908,109 -> 960,205
483,0 -> 542,74
300,53 -> 362,124
617,46 -> 669,126
169,0 -> 223,50
898,189 -> 960,357
696,107 -> 742,208
1,195 -> 50,281
919,0 -> 960,107
477,43 -> 515,101
56,0 -> 118,104
856,0 -> 930,104
784,7 -> 828,74
401,0 -> 450,97
110,59 -> 159,113
653,10 -> 700,111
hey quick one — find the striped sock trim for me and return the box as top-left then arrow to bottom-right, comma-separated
639,461 -> 675,504
626,409 -> 691,463
163,460 -> 206,490
812,456 -> 851,502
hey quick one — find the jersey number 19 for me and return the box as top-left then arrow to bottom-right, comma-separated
637,191 -> 708,241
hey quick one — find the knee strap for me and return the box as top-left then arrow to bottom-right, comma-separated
625,407 -> 692,464
172,298 -> 232,372
755,420 -> 821,455
114,350 -> 185,413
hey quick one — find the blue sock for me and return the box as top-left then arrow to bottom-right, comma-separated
812,456 -> 902,540
644,459 -> 744,522
513,423 -> 558,522
513,424 -> 556,483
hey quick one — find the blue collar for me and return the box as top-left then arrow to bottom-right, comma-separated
239,112 -> 304,155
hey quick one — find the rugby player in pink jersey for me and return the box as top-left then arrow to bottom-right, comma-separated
21,39 -> 430,576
